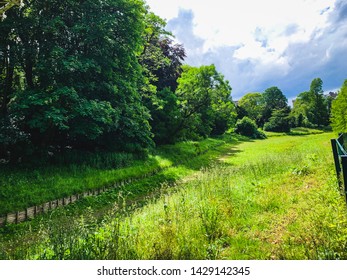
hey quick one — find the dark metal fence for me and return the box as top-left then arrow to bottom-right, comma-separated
331,133 -> 347,201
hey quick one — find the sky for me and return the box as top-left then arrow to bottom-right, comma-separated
145,0 -> 347,102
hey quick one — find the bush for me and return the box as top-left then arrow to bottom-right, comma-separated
235,117 -> 266,139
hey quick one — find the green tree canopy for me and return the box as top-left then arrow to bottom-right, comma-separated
1,0 -> 153,157
331,80 -> 347,133
174,64 -> 235,139
238,92 -> 263,126
261,86 -> 288,125
138,11 -> 186,144
235,116 -> 266,139
263,108 -> 292,132
291,78 -> 329,127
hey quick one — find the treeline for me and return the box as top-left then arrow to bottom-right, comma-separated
2,1 -> 346,163
0,0 -> 235,161
235,77 -> 337,138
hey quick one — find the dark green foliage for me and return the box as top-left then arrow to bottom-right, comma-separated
325,92 -> 337,117
0,1 -> 236,161
263,108 -> 292,132
151,88 -> 181,144
235,117 -> 266,139
309,78 -> 329,126
0,0 -> 153,156
139,12 -> 186,144
235,104 -> 247,120
295,113 -> 304,127
292,78 -> 330,127
0,116 -> 29,160
261,86 -> 288,125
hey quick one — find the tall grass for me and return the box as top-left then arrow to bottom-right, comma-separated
0,138 -> 227,215
1,132 -> 347,259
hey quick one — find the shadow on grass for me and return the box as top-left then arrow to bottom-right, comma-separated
0,134 -> 252,258
0,133 -> 249,219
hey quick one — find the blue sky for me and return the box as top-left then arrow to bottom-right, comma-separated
145,0 -> 347,102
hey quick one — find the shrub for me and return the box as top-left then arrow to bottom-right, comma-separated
235,117 -> 266,139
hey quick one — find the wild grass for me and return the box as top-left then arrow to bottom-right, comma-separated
0,137 -> 228,215
0,136 -> 237,259
1,132 -> 347,260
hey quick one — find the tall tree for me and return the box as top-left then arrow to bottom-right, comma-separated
1,0 -> 153,156
0,1 -> 29,159
310,78 -> 329,126
291,91 -> 315,127
173,65 -> 235,139
237,92 -> 263,126
292,78 -> 329,127
139,11 -> 185,144
261,86 -> 288,126
331,80 -> 347,133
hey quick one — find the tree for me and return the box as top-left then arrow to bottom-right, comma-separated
261,86 -> 288,126
309,78 -> 329,126
263,108 -> 291,132
326,92 -> 338,117
150,87 -> 181,144
174,64 -> 235,139
1,0 -> 153,157
291,78 -> 329,127
238,92 -> 263,126
138,11 -> 186,144
331,80 -> 347,133
291,91 -> 315,127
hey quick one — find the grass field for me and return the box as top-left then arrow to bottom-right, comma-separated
1,131 -> 347,260
0,137 -> 228,215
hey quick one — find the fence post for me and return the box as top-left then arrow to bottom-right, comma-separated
341,155 -> 347,202
331,139 -> 342,186
339,133 -> 344,146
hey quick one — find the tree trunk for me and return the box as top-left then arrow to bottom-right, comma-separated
24,57 -> 34,89
1,46 -> 14,117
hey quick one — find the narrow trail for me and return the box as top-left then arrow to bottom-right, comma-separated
91,142 -> 239,222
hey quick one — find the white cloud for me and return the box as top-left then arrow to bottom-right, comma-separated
146,0 -> 333,52
146,0 -> 346,99
146,0 -> 335,82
